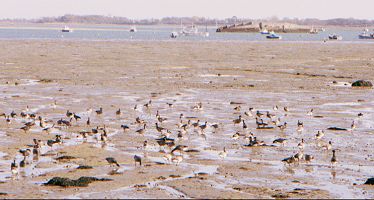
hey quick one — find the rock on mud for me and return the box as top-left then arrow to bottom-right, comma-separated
44,176 -> 112,187
364,178 -> 374,185
351,80 -> 373,87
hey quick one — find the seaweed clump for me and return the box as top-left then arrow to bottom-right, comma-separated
44,176 -> 112,187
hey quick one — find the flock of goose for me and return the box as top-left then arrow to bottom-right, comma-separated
2,98 -> 358,178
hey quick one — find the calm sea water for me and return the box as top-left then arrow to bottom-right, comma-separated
0,24 -> 372,42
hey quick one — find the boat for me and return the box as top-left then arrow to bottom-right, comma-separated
180,25 -> 199,36
202,24 -> 209,37
358,28 -> 374,39
61,26 -> 73,32
328,34 -> 342,40
129,26 -> 137,32
309,27 -> 318,34
170,31 -> 178,38
266,31 -> 282,39
260,29 -> 270,34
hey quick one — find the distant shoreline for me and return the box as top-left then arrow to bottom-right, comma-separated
0,22 -> 369,30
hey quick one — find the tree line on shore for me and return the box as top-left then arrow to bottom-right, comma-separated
1,14 -> 373,27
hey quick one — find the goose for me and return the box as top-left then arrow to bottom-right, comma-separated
177,131 -> 185,140
358,113 -> 363,118
273,105 -> 279,111
95,107 -> 103,115
42,124 -> 55,133
181,120 -> 191,129
143,140 -> 148,149
10,111 -> 17,118
297,120 -> 304,127
155,110 -> 160,119
272,117 -> 281,126
116,108 -> 121,115
100,131 -> 108,143
20,125 -> 31,133
92,126 -> 99,134
157,116 -> 168,123
161,130 -> 171,138
315,130 -> 324,140
282,156 -> 297,165
105,157 -> 120,167
256,118 -> 268,128
39,116 -> 47,128
234,106 -> 241,111
86,117 -> 90,126
19,149 -> 31,158
211,123 -> 219,130
322,141 -> 332,150
266,111 -> 275,119
29,113 -> 37,120
163,153 -> 173,164
57,118 -> 72,127
233,115 -> 242,125
133,155 -> 142,166
294,152 -> 304,161
166,103 -> 173,108
256,111 -> 264,118
11,160 -> 18,174
155,123 -> 165,133
143,100 -> 152,109
5,115 -> 11,125
192,120 -> 200,128
136,124 -> 146,135
32,144 -> 40,159
252,137 -> 265,146
20,158 -> 26,168
66,110 -> 74,119
305,154 -> 314,163
73,113 -> 81,121
121,124 -> 130,131
24,121 -> 36,127
277,122 -> 287,131
232,132 -> 240,140
331,150 -> 337,166
297,139 -> 305,150
192,102 -> 203,110
199,121 -> 208,131
244,110 -> 253,118
307,109 -> 314,116
242,120 -> 248,130
33,139 -> 43,147
284,107 -> 289,112
350,121 -> 356,131
218,147 -> 227,159
20,112 -> 29,119
180,126 -> 188,135
135,117 -> 145,124
171,145 -> 188,155
171,155 -> 183,165
273,138 -> 287,146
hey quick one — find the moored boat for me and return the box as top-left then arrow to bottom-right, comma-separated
260,29 -> 270,34
358,28 -> 374,39
328,34 -> 342,40
266,31 -> 282,39
61,26 -> 73,32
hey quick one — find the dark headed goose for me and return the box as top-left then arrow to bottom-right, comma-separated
106,157 -> 120,167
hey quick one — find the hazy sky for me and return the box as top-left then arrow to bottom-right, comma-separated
1,0 -> 373,20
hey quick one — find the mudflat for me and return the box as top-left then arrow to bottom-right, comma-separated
0,40 -> 373,198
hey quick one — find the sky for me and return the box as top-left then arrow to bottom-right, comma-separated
1,0 -> 374,20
